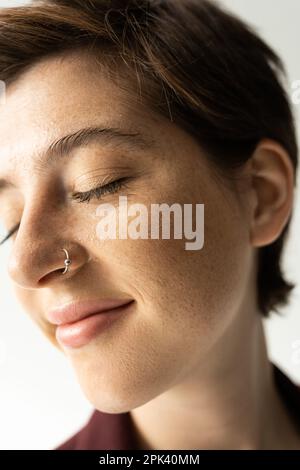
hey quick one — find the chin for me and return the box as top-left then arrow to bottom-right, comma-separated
67,353 -> 168,414
76,374 -> 150,414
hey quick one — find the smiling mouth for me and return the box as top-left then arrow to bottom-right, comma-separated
55,300 -> 135,348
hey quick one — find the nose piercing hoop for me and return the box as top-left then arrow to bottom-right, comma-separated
61,248 -> 72,275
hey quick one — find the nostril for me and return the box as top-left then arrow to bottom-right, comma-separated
38,267 -> 68,286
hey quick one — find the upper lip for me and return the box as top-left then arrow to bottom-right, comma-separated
47,298 -> 134,326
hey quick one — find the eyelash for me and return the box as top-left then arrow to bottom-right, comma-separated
72,177 -> 130,203
0,222 -> 20,246
72,177 -> 129,203
0,177 -> 130,245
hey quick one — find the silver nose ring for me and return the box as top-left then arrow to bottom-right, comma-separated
61,248 -> 72,275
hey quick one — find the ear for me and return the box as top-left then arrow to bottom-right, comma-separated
249,139 -> 295,247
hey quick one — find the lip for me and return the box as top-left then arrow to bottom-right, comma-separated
49,298 -> 135,349
47,298 -> 134,325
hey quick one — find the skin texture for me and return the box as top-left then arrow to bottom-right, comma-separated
0,49 -> 299,449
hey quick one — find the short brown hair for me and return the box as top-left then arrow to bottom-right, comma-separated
0,0 -> 298,316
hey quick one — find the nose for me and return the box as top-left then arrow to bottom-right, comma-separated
7,209 -> 89,289
8,239 -> 89,288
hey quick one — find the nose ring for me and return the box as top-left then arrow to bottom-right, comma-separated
61,248 -> 72,275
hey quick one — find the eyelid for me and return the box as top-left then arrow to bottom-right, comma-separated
71,176 -> 131,203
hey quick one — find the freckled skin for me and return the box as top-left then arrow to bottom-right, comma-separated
1,50 -> 298,449
0,50 -> 249,404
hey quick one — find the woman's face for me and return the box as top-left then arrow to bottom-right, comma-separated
0,50 -> 255,412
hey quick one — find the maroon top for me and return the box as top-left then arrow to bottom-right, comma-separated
55,364 -> 300,450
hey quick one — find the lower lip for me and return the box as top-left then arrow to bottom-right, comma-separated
56,301 -> 134,349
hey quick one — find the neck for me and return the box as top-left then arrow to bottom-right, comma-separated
130,310 -> 298,450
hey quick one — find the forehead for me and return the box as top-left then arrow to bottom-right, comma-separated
0,51 -> 147,133
0,49 -> 164,174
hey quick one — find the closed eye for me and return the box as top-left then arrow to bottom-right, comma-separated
0,177 -> 131,245
71,176 -> 131,203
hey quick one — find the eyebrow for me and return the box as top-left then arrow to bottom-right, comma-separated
0,126 -> 154,194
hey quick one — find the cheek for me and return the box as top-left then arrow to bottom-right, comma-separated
113,169 -> 251,333
132,179 -> 250,352
119,201 -> 249,336
115,173 -> 248,316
